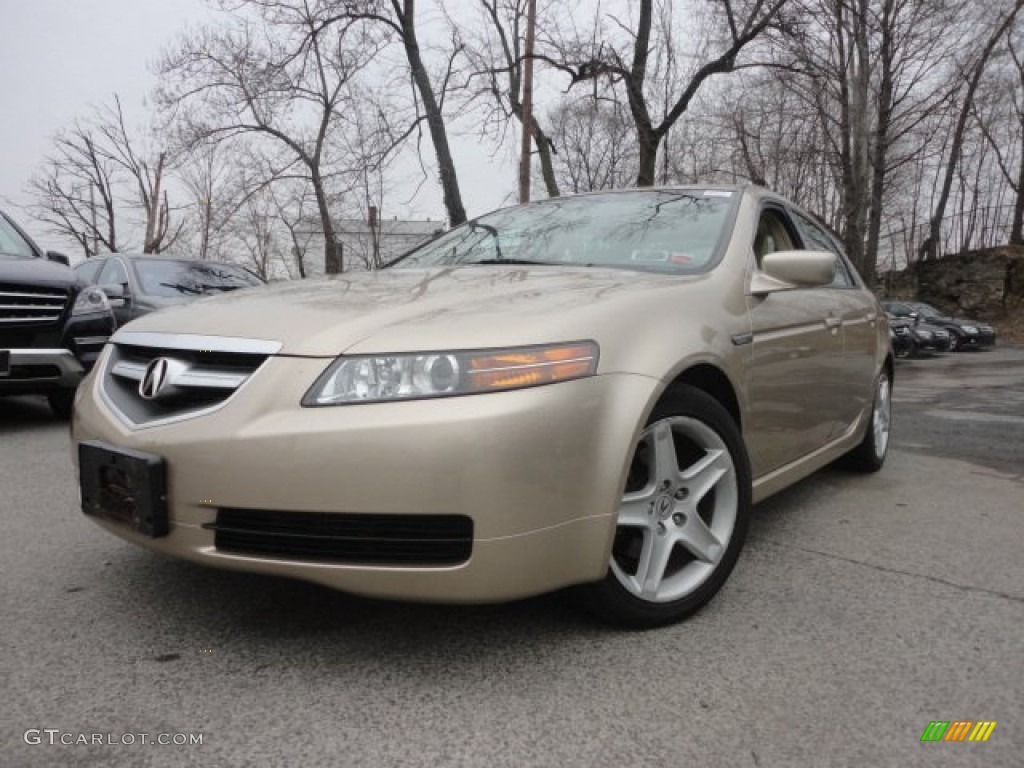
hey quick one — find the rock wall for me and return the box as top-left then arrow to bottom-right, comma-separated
877,245 -> 1024,321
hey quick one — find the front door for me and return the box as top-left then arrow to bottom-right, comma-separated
744,206 -> 845,477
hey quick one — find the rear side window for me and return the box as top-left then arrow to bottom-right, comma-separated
790,210 -> 854,288
97,259 -> 129,286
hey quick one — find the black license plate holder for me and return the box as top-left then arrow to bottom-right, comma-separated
79,440 -> 168,537
0,349 -> 9,377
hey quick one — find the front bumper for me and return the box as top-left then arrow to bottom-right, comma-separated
0,348 -> 83,395
63,311 -> 116,370
72,356 -> 659,603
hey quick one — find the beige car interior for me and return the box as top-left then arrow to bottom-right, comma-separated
753,211 -> 796,264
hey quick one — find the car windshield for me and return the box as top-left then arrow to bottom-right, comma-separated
134,259 -> 263,297
394,190 -> 736,273
0,215 -> 36,259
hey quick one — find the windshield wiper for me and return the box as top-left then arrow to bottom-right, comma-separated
159,281 -> 242,294
468,258 -> 565,266
159,281 -> 202,295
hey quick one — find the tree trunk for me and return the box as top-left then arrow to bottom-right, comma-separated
400,0 -> 466,226
312,169 -> 341,274
143,153 -> 165,253
635,129 -> 660,187
531,118 -> 560,198
1011,155 -> 1024,245
864,0 -> 896,289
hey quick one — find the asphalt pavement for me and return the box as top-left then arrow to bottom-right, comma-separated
1,347 -> 1022,767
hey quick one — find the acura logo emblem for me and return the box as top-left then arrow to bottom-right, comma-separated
139,357 -> 188,400
655,494 -> 674,520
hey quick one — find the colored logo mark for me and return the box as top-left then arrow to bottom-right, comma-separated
920,721 -> 997,742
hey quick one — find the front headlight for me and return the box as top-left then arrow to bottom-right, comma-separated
961,325 -> 978,334
71,286 -> 112,316
916,329 -> 933,339
303,341 -> 599,406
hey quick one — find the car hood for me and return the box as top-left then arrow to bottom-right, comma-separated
0,256 -> 76,288
117,266 -> 708,356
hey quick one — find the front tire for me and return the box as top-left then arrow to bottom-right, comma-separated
579,386 -> 752,628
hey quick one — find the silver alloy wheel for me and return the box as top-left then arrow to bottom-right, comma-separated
873,374 -> 892,459
611,416 -> 738,603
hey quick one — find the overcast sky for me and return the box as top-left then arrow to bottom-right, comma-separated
0,0 -> 516,255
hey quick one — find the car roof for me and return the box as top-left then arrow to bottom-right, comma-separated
108,253 -> 242,268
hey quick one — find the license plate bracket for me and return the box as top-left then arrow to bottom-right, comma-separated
79,441 -> 168,537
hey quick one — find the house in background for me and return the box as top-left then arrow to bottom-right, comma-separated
303,207 -> 444,276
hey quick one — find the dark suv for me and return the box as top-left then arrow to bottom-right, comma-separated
0,210 -> 115,417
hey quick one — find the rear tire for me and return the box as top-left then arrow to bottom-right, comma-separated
845,369 -> 891,473
578,386 -> 752,628
47,389 -> 75,419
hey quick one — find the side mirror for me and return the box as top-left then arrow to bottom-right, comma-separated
46,250 -> 70,266
751,250 -> 836,295
99,283 -> 127,308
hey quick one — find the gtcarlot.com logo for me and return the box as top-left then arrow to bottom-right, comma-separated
24,729 -> 204,746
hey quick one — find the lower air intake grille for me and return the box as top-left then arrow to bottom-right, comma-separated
207,509 -> 473,566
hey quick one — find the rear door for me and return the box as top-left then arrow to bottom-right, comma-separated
744,204 -> 846,476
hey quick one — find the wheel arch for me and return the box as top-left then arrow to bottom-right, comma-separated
661,363 -> 742,431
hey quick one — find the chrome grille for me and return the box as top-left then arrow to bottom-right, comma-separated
0,284 -> 69,325
100,332 -> 281,427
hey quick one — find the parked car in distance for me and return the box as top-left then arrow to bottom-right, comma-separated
888,318 -> 915,359
882,300 -> 996,351
72,185 -> 892,628
1,209 -> 116,417
73,254 -> 264,327
885,311 -> 951,356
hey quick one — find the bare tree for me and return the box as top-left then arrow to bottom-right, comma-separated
550,91 -> 636,192
158,0 -> 386,272
27,95 -> 183,257
27,121 -> 120,258
321,1 -> 467,226
231,189 -> 284,280
178,139 -> 232,261
975,25 -> 1024,245
455,0 -> 560,197
267,180 -> 318,278
921,0 -> 1023,259
546,0 -> 788,187
95,96 -> 183,254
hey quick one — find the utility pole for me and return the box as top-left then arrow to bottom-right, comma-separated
518,0 -> 537,204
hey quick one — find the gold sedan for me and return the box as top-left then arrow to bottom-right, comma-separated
71,186 -> 892,627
